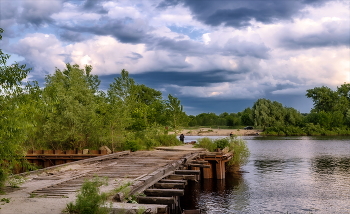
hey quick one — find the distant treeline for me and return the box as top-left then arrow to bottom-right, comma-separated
187,83 -> 350,136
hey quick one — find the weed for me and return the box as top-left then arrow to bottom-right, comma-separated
29,193 -> 38,198
1,198 -> 10,203
7,175 -> 27,188
63,176 -> 109,214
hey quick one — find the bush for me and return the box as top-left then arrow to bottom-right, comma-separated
123,140 -> 141,152
64,177 -> 109,214
195,137 -> 250,166
155,134 -> 181,147
195,137 -> 217,152
215,138 -> 229,150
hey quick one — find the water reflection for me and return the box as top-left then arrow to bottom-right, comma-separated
311,156 -> 350,174
254,158 -> 303,173
181,172 -> 249,213
181,136 -> 350,213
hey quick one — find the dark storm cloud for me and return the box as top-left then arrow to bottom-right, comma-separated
146,37 -> 203,54
158,0 -> 331,28
59,30 -> 87,42
18,1 -> 63,27
126,52 -> 143,60
61,18 -> 150,44
280,27 -> 350,49
98,69 -> 232,91
82,0 -> 109,14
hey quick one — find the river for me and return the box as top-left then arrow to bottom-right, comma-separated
180,136 -> 350,214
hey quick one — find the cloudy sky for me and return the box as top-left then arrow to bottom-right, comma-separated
1,0 -> 349,115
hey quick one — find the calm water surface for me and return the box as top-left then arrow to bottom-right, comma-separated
181,136 -> 350,214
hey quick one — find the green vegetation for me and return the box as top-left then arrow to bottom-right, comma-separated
195,136 -> 250,165
0,26 -> 348,189
186,83 -> 350,136
64,177 -> 109,214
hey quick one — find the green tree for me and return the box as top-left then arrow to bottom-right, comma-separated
0,28 -> 32,187
306,86 -> 338,112
42,64 -> 102,150
166,94 -> 187,129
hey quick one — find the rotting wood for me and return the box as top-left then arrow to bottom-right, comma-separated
114,152 -> 201,202
144,189 -> 184,197
137,196 -> 176,205
158,179 -> 187,185
167,174 -> 196,180
187,164 -> 210,168
154,182 -> 185,189
175,170 -> 200,175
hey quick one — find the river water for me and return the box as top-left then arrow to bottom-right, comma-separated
180,136 -> 350,214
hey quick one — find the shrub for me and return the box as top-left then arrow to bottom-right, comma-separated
155,134 -> 181,147
215,138 -> 229,150
64,177 -> 109,214
123,140 -> 141,152
194,137 -> 217,152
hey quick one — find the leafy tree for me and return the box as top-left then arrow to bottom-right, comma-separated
240,108 -> 254,126
42,64 -> 102,150
306,86 -> 339,113
166,94 -> 187,129
0,28 -> 32,187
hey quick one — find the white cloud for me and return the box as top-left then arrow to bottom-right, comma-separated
11,33 -> 66,75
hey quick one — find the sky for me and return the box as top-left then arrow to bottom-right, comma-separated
0,0 -> 349,115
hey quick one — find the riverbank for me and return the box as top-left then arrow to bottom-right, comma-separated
170,128 -> 262,136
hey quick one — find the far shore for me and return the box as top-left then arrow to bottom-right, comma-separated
169,128 -> 262,136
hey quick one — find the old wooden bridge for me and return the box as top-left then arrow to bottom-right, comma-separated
1,145 -> 232,214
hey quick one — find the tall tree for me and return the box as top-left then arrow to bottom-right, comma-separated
166,94 -> 187,129
0,28 -> 32,187
42,64 -> 101,150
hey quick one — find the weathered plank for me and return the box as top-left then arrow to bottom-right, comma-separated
137,196 -> 176,205
154,182 -> 185,189
144,189 -> 184,196
175,170 -> 200,175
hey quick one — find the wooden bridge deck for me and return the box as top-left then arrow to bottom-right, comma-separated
1,149 -> 204,214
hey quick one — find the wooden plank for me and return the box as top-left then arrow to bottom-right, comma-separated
144,189 -> 184,197
175,170 -> 200,175
188,164 -> 210,168
154,182 -> 185,189
158,179 -> 187,185
137,196 -> 175,205
168,175 -> 196,180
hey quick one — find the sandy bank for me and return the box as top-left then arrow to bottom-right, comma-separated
170,128 -> 262,136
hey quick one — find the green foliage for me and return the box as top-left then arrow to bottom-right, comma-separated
64,177 -> 109,214
215,138 -> 229,150
227,137 -> 250,166
1,198 -> 10,203
195,137 -> 250,165
123,140 -> 141,152
0,28 -> 32,188
195,138 -> 217,152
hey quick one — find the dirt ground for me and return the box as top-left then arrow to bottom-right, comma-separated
170,128 -> 262,136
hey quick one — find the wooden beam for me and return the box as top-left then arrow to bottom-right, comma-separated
144,189 -> 184,197
154,183 -> 185,189
167,175 -> 196,180
175,170 -> 200,175
188,164 -> 210,168
137,196 -> 175,205
159,179 -> 187,185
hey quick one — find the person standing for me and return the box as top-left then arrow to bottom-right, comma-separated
179,134 -> 185,143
